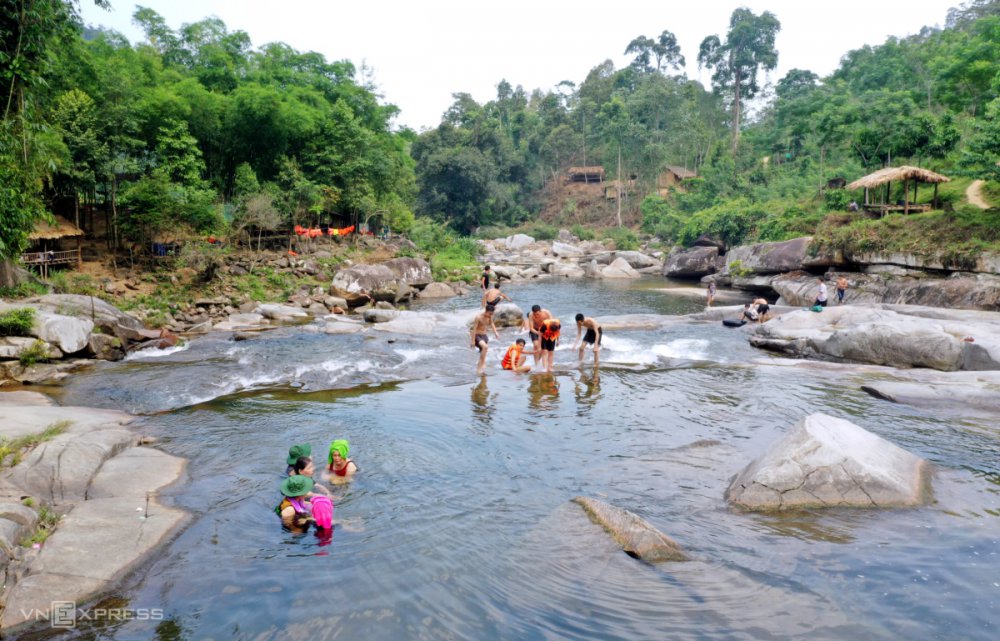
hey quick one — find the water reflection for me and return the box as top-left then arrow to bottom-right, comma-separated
573,366 -> 602,413
527,373 -> 560,411
470,375 -> 494,432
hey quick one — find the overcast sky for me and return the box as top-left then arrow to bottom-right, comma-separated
80,0 -> 957,131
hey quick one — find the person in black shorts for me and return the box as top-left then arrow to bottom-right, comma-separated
480,265 -> 491,291
573,313 -> 603,366
522,304 -> 551,367
470,305 -> 500,375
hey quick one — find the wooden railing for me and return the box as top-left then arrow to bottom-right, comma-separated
21,249 -> 79,266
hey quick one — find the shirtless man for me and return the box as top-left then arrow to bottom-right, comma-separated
470,305 -> 500,374
573,313 -> 603,365
521,304 -> 552,366
481,283 -> 511,308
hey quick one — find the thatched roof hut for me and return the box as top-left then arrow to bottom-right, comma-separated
567,166 -> 605,183
847,166 -> 950,190
28,215 -> 84,240
848,166 -> 950,215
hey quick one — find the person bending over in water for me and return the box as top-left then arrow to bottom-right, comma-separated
481,283 -> 511,308
539,318 -> 561,373
501,338 -> 533,373
277,475 -> 317,531
522,305 -> 551,366
470,305 -> 500,374
573,314 -> 602,366
327,439 -> 358,480
751,297 -> 770,323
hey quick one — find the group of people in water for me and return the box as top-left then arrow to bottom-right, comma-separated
276,439 -> 357,532
472,268 -> 603,374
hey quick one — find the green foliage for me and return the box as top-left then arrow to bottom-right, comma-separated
570,224 -> 595,241
20,505 -> 62,547
519,221 -> 558,241
677,198 -> 768,247
0,281 -> 48,299
406,217 -> 478,280
823,189 -> 851,211
19,340 -> 51,366
47,271 -> 99,296
0,307 -> 36,336
640,194 -> 686,241
727,259 -> 753,278
602,227 -> 639,250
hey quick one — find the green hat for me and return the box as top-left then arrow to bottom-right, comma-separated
287,443 -> 311,466
328,439 -> 350,466
280,475 -> 314,497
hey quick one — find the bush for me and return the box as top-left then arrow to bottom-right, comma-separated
640,194 -> 686,242
519,221 -> 558,241
603,227 -> 639,250
823,189 -> 851,211
570,224 -> 595,241
0,281 -> 48,299
18,340 -> 50,366
678,198 -> 768,247
0,307 -> 35,336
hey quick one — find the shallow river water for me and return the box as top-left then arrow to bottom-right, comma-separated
35,278 -> 1000,641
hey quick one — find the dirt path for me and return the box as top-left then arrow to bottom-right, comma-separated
966,180 -> 991,209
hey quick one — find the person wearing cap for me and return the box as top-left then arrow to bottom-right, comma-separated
327,439 -> 357,481
277,475 -> 317,530
285,443 -> 312,475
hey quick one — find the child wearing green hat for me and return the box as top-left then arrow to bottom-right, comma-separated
276,475 -> 317,530
327,439 -> 357,482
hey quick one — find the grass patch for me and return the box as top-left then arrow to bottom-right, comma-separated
19,504 -> 60,547
0,281 -> 48,299
46,271 -> 100,296
0,307 -> 35,336
0,420 -> 70,468
18,340 -> 51,366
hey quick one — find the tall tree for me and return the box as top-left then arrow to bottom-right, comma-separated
698,8 -> 780,151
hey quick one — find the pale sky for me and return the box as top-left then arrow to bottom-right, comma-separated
80,0 -> 956,131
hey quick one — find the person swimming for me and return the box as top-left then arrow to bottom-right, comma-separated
328,439 -> 358,480
276,475 -> 316,531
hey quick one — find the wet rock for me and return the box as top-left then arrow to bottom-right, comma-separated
573,497 -> 687,563
726,413 -> 932,510
363,308 -> 399,323
492,303 -> 524,328
85,333 -> 124,361
255,304 -> 310,321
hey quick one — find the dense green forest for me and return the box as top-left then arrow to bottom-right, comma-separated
2,0 -> 1000,269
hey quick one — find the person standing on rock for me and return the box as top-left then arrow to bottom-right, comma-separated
573,314 -> 602,366
480,265 -> 491,291
481,283 -> 511,308
523,305 -> 552,366
706,279 -> 716,307
836,276 -> 849,304
471,305 -> 500,374
814,278 -> 828,308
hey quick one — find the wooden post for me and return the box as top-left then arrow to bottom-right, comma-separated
76,237 -> 82,270
904,179 -> 909,215
913,182 -> 919,209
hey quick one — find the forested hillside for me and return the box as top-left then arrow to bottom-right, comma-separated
2,0 -> 1000,275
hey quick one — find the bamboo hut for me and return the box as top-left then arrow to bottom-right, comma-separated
21,216 -> 84,278
567,166 -> 605,183
847,166 -> 950,216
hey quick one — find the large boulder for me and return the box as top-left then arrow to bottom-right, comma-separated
418,282 -> 457,298
727,413 -> 932,510
23,294 -> 146,343
573,497 -> 686,562
255,303 -> 310,321
549,262 -> 586,279
492,302 -> 524,328
551,241 -> 584,258
748,305 -> 1000,371
505,234 -> 535,251
31,310 -> 93,354
614,250 -> 659,270
662,246 -> 719,278
383,257 -> 432,287
330,263 -> 399,293
723,237 -> 813,276
601,257 -> 640,279
772,271 -> 1000,311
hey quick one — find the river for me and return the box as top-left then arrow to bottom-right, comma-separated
37,278 -> 999,641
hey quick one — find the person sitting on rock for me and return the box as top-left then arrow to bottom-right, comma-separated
327,439 -> 357,481
740,303 -> 759,323
501,338 -> 533,373
276,475 -> 317,531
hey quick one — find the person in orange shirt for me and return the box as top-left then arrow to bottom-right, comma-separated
539,318 -> 561,373
501,338 -> 533,373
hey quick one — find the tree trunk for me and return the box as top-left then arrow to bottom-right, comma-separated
616,146 -> 623,228
731,70 -> 742,153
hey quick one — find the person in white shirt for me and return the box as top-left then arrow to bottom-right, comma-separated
814,278 -> 828,307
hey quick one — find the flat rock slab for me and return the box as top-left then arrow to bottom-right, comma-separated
0,404 -> 132,440
7,429 -> 137,505
87,447 -> 187,499
860,370 -> 1000,412
0,391 -> 56,407
572,496 -> 687,563
727,413 -> 932,511
0,497 -> 188,632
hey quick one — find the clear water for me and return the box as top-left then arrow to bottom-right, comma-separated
38,278 -> 1000,641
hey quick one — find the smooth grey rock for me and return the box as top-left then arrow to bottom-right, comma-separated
549,263 -> 586,279
87,447 -> 186,500
573,497 -> 687,562
85,332 -> 124,361
31,311 -> 92,354
490,265 -> 516,281
383,257 -> 432,287
363,308 -> 400,323
614,250 -> 659,269
255,303 -> 309,321
1,497 -> 187,632
322,322 -> 363,335
601,257 -> 640,279
0,517 -> 31,553
213,312 -> 267,331
371,313 -> 436,335
727,413 -> 932,510
551,241 -> 583,258
418,282 -> 456,298
21,294 -> 146,342
0,337 -> 61,360
0,503 -> 41,529
331,263 -> 398,294
8,429 -> 136,505
0,404 -> 130,440
504,234 -> 535,250
0,391 -> 54,406
185,320 -> 214,334
662,246 -> 719,278
723,237 -> 813,275
492,303 -> 524,328
860,370 -> 1000,411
